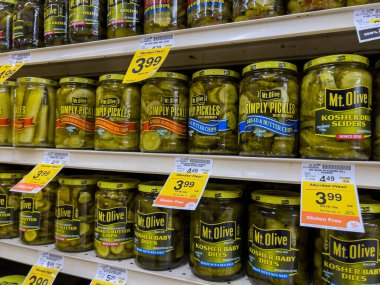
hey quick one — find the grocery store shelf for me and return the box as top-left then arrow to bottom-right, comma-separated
1,4 -> 379,77
0,239 -> 248,284
1,147 -> 380,189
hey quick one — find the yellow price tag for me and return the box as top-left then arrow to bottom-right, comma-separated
22,265 -> 58,285
90,280 -> 114,285
123,47 -> 170,84
0,62 -> 25,83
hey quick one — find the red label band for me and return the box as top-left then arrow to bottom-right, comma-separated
0,117 -> 10,126
56,115 -> 94,132
13,117 -> 34,131
336,134 -> 365,140
142,117 -> 187,136
95,118 -> 138,135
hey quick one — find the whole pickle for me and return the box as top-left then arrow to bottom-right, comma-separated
233,0 -> 284,22
0,81 -> 15,146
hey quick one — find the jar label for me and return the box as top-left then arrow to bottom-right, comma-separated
14,104 -> 35,131
12,17 -> 25,39
315,86 -> 371,139
0,194 -> 15,225
0,117 -> 10,127
56,101 -> 95,132
187,0 -> 224,14
55,205 -> 80,240
20,197 -> 41,230
189,102 -> 228,136
69,0 -> 100,29
44,4 -> 68,36
108,0 -> 141,25
144,0 -> 170,16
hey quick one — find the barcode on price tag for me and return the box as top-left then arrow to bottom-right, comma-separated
37,252 -> 64,270
9,52 -> 31,64
174,157 -> 213,174
140,35 -> 174,49
43,151 -> 69,165
354,8 -> 380,42
90,264 -> 127,285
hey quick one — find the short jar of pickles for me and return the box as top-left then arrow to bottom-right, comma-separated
300,54 -> 372,160
56,77 -> 98,149
13,77 -> 58,147
134,181 -> 185,270
189,69 -> 240,154
233,0 -> 284,22
140,72 -> 188,153
95,74 -> 140,151
287,0 -> 345,13
239,61 -> 299,157
55,176 -> 97,252
0,0 -> 15,52
0,81 -> 16,146
20,178 -> 58,245
187,0 -> 232,27
190,185 -> 244,282
247,190 -> 308,285
94,178 -> 139,260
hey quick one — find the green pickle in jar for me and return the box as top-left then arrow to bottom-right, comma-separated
233,0 -> 284,22
0,0 -> 15,52
19,179 -> 58,245
56,77 -> 98,149
55,176 -> 97,252
0,172 -> 23,239
347,0 -> 380,5
287,0 -> 345,13
0,81 -> 16,146
239,61 -> 299,157
140,72 -> 188,153
95,178 -> 139,260
135,181 -> 185,270
313,199 -> 380,285
247,190 -> 308,285
95,74 -> 140,151
13,77 -> 58,147
373,60 -> 380,160
190,185 -> 244,282
300,54 -> 372,160
189,69 -> 240,154
44,0 -> 69,46
187,0 -> 232,27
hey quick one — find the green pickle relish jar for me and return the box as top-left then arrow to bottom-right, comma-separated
134,181 -> 185,270
190,185 -> 244,282
0,81 -> 16,146
247,190 -> 308,285
95,178 -> 139,260
55,176 -> 97,252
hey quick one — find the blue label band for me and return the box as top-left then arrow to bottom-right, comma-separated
189,118 -> 229,135
136,247 -> 167,255
200,260 -> 235,268
239,115 -> 299,136
251,265 -> 289,279
187,1 -> 223,13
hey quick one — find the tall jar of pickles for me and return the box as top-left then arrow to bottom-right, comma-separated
0,172 -> 23,239
20,178 -> 58,245
239,61 -> 299,157
233,0 -> 284,22
190,185 -> 244,282
187,0 -> 232,27
348,0 -> 380,5
140,72 -> 188,153
300,54 -> 372,160
0,81 -> 16,146
0,0 -> 16,52
95,74 -> 140,151
13,77 -> 58,147
55,176 -> 97,252
287,0 -> 345,13
135,181 -> 185,270
94,178 -> 139,260
189,69 -> 240,154
373,60 -> 380,160
56,77 -> 97,149
44,0 -> 69,46
247,190 -> 308,285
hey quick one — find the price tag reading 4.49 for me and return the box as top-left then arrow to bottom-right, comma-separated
301,163 -> 364,233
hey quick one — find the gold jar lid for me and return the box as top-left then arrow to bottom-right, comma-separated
360,198 -> 380,214
99,74 -> 124,82
98,178 -> 140,190
0,172 -> 24,179
149,72 -> 188,81
243,61 -> 297,75
304,54 -> 369,71
192,69 -> 240,80
59,176 -> 98,186
0,80 -> 16,87
17,77 -> 58,86
60,77 -> 98,86
138,181 -> 165,193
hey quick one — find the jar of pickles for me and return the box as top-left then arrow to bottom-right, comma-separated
0,172 -> 23,239
95,74 -> 140,151
313,198 -> 380,285
300,54 -> 372,160
0,81 -> 16,146
0,0 -> 15,52
187,0 -> 232,27
347,0 -> 379,5
374,60 -> 380,160
140,72 -> 188,153
287,0 -> 345,13
12,0 -> 44,50
13,77 -> 58,147
189,69 -> 240,154
143,0 -> 186,33
94,178 -> 139,260
239,61 -> 299,157
55,176 -> 97,252
233,0 -> 284,22
44,0 -> 69,46
247,190 -> 308,285
20,178 -> 58,245
56,77 -> 98,149
135,181 -> 185,270
107,0 -> 143,38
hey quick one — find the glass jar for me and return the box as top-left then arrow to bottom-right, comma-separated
190,185 -> 244,282
143,0 -> 186,33
134,181 -> 185,270
95,74 -> 140,151
69,0 -> 106,43
247,190 -> 308,285
55,176 -> 97,252
12,0 -> 43,50
313,199 -> 380,285
107,0 -> 143,38
233,0 -> 284,22
287,0 -> 345,14
347,0 -> 379,5
0,172 -> 23,239
140,72 -> 188,153
19,179 -> 58,245
239,61 -> 299,157
187,0 -> 232,27
0,81 -> 16,146
56,77 -> 98,149
94,178 -> 139,260
189,69 -> 240,154
0,0 -> 15,52
374,61 -> 380,160
300,54 -> 372,160
44,0 -> 69,46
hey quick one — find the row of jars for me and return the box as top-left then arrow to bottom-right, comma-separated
0,0 -> 377,52
0,172 -> 379,284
